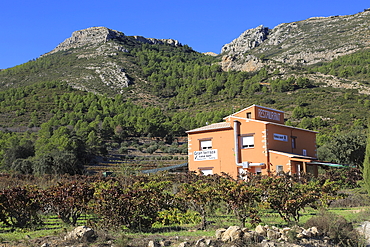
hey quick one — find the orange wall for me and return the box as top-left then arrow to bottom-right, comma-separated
237,119 -> 268,166
188,128 -> 238,177
268,153 -> 291,174
266,124 -> 317,158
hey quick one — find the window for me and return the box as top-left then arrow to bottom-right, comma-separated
255,167 -> 262,175
200,140 -> 212,150
200,169 -> 213,176
242,135 -> 254,148
276,165 -> 284,174
302,149 -> 307,156
291,137 -> 296,149
246,112 -> 252,119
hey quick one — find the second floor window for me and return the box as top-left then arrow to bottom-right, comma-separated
242,135 -> 254,148
292,137 -> 297,149
200,140 -> 212,150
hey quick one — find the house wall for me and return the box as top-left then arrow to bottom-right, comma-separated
188,128 -> 238,177
235,118 -> 269,171
266,124 -> 317,158
269,153 -> 292,174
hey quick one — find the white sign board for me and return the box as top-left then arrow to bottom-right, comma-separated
273,133 -> 288,142
194,149 -> 218,161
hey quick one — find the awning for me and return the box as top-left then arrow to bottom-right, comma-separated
269,150 -> 317,162
308,161 -> 350,168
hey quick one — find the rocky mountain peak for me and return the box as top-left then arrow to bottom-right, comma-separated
221,25 -> 269,54
44,27 -> 125,55
44,27 -> 182,56
220,10 -> 370,72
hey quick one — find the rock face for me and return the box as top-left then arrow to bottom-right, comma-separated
44,27 -> 126,55
222,25 -> 269,54
220,10 -> 370,72
132,35 -> 181,47
45,27 -> 181,56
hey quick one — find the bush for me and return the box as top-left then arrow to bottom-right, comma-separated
330,188 -> 370,208
156,208 -> 201,226
304,210 -> 359,246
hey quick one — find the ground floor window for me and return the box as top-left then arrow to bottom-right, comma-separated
200,169 -> 213,175
255,167 -> 262,175
276,165 -> 284,174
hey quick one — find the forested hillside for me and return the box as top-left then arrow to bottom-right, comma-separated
1,23 -> 370,174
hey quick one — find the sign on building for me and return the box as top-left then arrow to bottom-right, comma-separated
273,133 -> 288,142
194,149 -> 218,161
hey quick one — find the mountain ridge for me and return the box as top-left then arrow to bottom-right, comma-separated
42,26 -> 182,57
220,9 -> 370,72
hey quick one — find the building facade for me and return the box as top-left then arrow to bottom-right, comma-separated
187,105 -> 319,178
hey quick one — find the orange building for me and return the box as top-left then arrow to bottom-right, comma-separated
186,105 -> 319,178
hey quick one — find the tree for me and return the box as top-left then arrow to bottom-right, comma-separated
318,128 -> 366,168
177,176 -> 221,229
261,174 -> 320,222
33,151 -> 84,175
219,174 -> 261,227
363,127 -> 370,195
11,159 -> 33,174
0,186 -> 41,228
41,181 -> 94,226
2,140 -> 34,170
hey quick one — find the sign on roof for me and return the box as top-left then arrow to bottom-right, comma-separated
257,108 -> 282,122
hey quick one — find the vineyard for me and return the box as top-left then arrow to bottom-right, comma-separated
0,168 -> 366,246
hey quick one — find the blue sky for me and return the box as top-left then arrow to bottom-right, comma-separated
1,0 -> 369,69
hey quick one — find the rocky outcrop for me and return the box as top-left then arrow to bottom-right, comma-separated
221,54 -> 264,72
44,27 -> 126,55
132,35 -> 181,47
84,62 -> 131,93
220,10 -> 370,72
222,25 -> 269,54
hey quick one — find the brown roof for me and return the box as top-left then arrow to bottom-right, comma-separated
186,122 -> 232,134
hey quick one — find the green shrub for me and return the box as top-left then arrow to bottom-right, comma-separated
304,210 -> 359,246
156,208 -> 201,226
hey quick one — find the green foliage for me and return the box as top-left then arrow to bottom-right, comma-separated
156,208 -> 201,226
318,128 -> 367,168
312,48 -> 370,81
363,125 -> 370,195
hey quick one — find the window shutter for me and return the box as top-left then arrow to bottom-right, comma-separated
242,136 -> 254,148
200,140 -> 212,150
